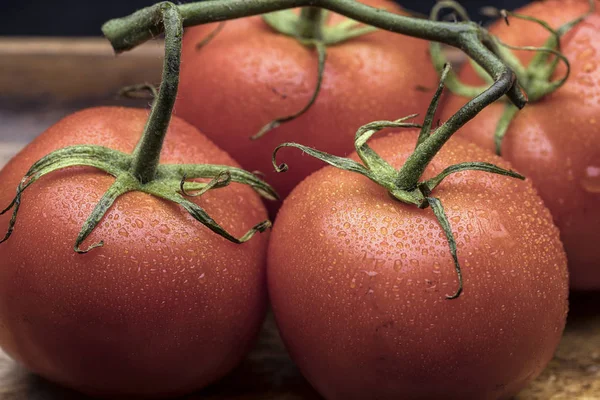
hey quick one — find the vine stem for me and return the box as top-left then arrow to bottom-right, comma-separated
298,7 -> 325,40
101,0 -> 526,109
396,40 -> 516,188
129,3 -> 182,183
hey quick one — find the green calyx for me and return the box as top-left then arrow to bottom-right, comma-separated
252,7 -> 379,139
430,0 -> 595,154
1,3 -> 276,254
272,64 -> 524,299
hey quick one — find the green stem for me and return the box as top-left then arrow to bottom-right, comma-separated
101,0 -> 526,108
494,103 -> 519,155
396,39 -> 517,188
298,7 -> 325,40
129,3 -> 182,183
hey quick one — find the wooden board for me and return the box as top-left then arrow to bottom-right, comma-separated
0,37 -> 599,400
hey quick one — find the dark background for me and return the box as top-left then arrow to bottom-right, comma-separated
1,0 -> 530,36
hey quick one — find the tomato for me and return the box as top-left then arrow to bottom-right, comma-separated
268,132 -> 568,400
440,0 -> 600,289
0,107 -> 269,399
174,0 -> 438,208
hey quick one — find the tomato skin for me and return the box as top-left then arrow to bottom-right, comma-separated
0,107 -> 269,398
441,1 -> 600,289
268,132 -> 568,400
174,0 -> 438,208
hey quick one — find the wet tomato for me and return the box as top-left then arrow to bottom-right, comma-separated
0,107 -> 269,398
268,132 -> 568,400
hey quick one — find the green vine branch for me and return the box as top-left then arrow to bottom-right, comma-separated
101,0 -> 527,110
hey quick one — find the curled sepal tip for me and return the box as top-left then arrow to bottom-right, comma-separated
272,142 -> 373,178
239,220 -> 272,243
251,40 -> 327,140
75,241 -> 105,254
426,197 -> 463,300
179,170 -> 232,197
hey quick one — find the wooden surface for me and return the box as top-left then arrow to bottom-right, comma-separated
0,37 -> 599,400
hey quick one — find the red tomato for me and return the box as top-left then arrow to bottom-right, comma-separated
268,132 -> 568,400
175,0 -> 438,208
440,0 -> 600,289
0,107 -> 269,398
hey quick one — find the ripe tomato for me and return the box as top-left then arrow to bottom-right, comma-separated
174,0 -> 438,207
268,132 -> 568,400
0,107 -> 269,398
440,0 -> 600,289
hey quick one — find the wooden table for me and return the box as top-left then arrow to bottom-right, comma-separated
0,37 -> 599,400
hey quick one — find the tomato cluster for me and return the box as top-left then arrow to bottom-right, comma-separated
0,1 -> 595,399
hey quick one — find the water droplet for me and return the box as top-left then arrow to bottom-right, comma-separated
118,228 -> 129,237
583,61 -> 597,73
451,216 -> 461,223
577,47 -> 596,60
393,260 -> 403,272
363,270 -> 378,277
581,164 -> 600,193
159,224 -> 171,234
148,236 -> 159,244
337,231 -> 347,237
135,219 -> 144,228
343,222 -> 351,229
380,227 -> 388,235
393,229 -> 405,238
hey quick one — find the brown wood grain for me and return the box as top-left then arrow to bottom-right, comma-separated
0,38 -> 598,400
0,37 -> 163,102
